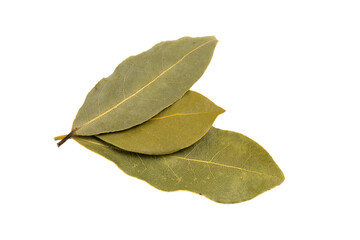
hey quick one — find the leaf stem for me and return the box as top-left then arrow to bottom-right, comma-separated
54,135 -> 67,141
56,129 -> 76,147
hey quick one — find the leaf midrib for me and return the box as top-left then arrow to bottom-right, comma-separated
77,39 -> 217,131
172,156 -> 281,179
150,111 -> 221,120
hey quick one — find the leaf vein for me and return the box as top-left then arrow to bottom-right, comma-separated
78,39 -> 216,130
172,156 -> 279,179
150,111 -> 218,121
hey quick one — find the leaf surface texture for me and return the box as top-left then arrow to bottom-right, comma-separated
72,36 -> 218,135
96,91 -> 224,155
74,128 -> 284,203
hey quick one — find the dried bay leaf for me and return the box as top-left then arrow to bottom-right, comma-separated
58,36 -> 218,146
97,91 -> 224,155
73,128 -> 284,204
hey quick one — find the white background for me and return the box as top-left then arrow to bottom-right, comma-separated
1,0 -> 359,239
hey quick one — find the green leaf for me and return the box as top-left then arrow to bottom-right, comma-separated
96,91 -> 225,155
73,128 -> 284,204
72,36 -> 218,136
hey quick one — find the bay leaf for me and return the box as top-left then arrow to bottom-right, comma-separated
96,91 -> 225,155
73,128 -> 284,204
71,36 -> 217,138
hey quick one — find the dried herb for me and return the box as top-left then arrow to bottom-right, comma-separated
73,128 -> 284,204
58,36 -> 217,146
97,91 -> 224,155
55,36 -> 284,204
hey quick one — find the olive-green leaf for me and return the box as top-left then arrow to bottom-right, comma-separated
72,36 -> 218,136
73,128 -> 284,204
96,91 -> 225,155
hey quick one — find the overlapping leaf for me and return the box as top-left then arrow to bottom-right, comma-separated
97,91 -> 224,155
74,128 -> 284,204
71,36 -> 218,136
56,36 -> 285,204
